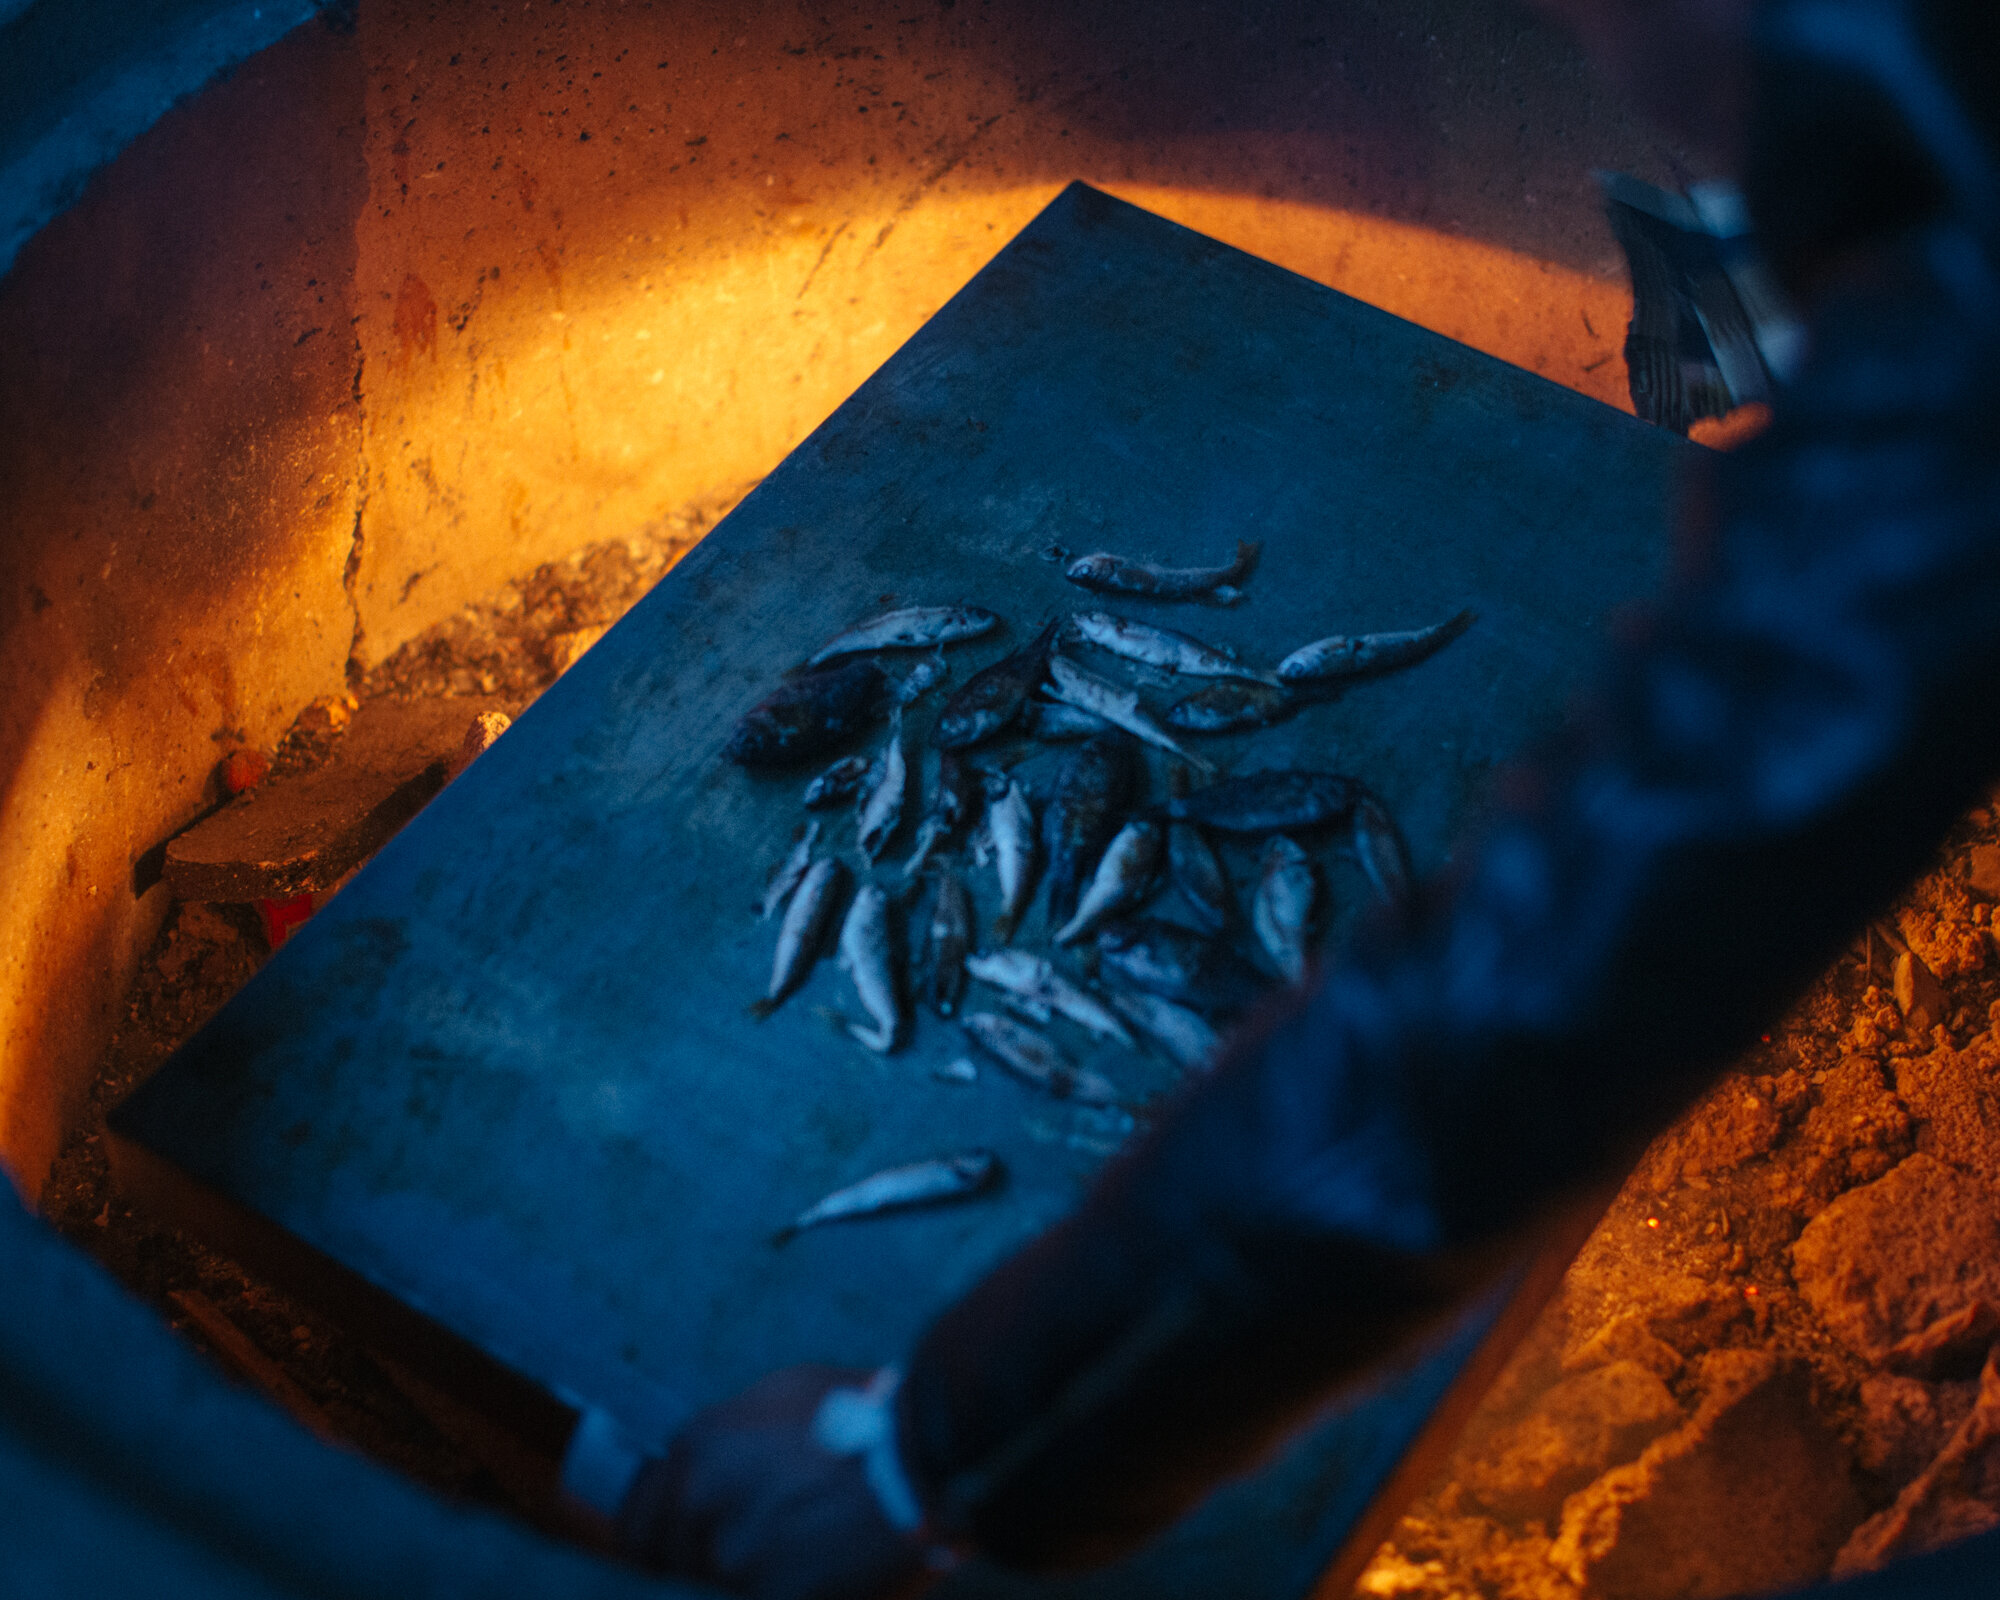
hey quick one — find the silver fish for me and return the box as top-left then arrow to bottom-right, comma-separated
1109,987 -> 1223,1073
774,1149 -> 1000,1242
1065,539 -> 1260,603
805,605 -> 998,668
1022,700 -> 1113,742
921,867 -> 973,1017
1275,609 -> 1473,683
837,884 -> 903,1052
1351,794 -> 1412,908
961,1013 -> 1120,1105
855,711 -> 908,862
749,857 -> 847,1019
963,949 -> 1135,1048
803,756 -> 871,810
1054,818 -> 1163,945
1070,611 -> 1278,685
1252,836 -> 1316,985
1044,653 -> 1216,775
892,648 -> 951,707
757,820 -> 822,919
989,778 -> 1039,942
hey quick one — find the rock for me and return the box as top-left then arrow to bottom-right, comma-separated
1855,1374 -> 1977,1487
163,695 -> 516,901
1459,1361 -> 1683,1522
1967,842 -> 2000,900
449,709 -> 512,778
219,747 -> 269,795
1895,1033 -> 2000,1187
1551,1351 -> 1863,1600
1791,1154 -> 2000,1365
1562,1315 -> 1685,1382
1835,1347 -> 2000,1574
1892,948 -> 1948,1033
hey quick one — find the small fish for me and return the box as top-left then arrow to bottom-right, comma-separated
1065,539 -> 1261,603
749,857 -> 848,1019
1167,820 -> 1230,936
726,659 -> 886,767
757,820 -> 822,920
805,605 -> 999,668
892,648 -> 951,707
1021,700 -> 1112,742
921,867 -> 973,1017
934,1057 -> 979,1084
1351,793 -> 1412,908
855,711 -> 908,862
1043,732 -> 1139,929
934,621 -> 1061,749
1166,771 -> 1365,834
1275,609 -> 1474,683
1044,654 -> 1215,775
774,1150 -> 1000,1242
1108,987 -> 1224,1073
1070,611 -> 1278,685
837,884 -> 903,1052
1054,818 -> 1163,945
989,777 -> 1040,942
963,949 -> 1136,1048
1252,836 -> 1316,985
803,756 -> 871,810
1095,917 -> 1269,1017
1165,681 -> 1300,734
903,752 -> 977,879
962,1013 -> 1120,1105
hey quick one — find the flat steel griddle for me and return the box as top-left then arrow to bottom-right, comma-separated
112,183 -> 1688,1597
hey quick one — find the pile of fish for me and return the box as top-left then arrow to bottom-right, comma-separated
729,548 -> 1472,1240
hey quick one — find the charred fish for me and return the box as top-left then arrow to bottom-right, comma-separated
855,711 -> 908,862
837,884 -> 903,1052
1043,731 -> 1139,929
1021,700 -> 1112,742
803,755 -> 871,810
1070,611 -> 1278,685
962,1013 -> 1119,1105
774,1150 -> 1000,1243
1351,793 -> 1412,908
1044,654 -> 1215,775
963,949 -> 1136,1048
1252,836 -> 1316,985
921,867 -> 973,1017
805,605 -> 998,668
758,820 -> 822,920
903,752 -> 977,879
1065,539 -> 1261,603
989,776 -> 1040,942
1164,681 -> 1300,735
1275,609 -> 1473,683
934,621 -> 1061,750
1108,987 -> 1223,1073
750,856 -> 848,1019
1054,817 -> 1163,946
726,659 -> 885,767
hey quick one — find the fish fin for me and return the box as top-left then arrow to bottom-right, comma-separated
992,909 -> 1019,944
770,1224 -> 800,1247
1052,912 -> 1086,946
746,996 -> 782,1022
1231,539 -> 1263,581
1209,585 -> 1245,606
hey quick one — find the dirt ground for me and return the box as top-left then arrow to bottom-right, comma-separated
37,476 -> 2000,1588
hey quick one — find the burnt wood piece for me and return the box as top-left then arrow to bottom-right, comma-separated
162,696 -> 516,901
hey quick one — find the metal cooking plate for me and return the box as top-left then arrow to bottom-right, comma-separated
114,183 -> 1686,1597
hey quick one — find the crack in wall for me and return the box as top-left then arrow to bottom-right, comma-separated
342,334 -> 369,688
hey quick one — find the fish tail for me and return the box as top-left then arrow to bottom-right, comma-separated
770,1224 -> 799,1247
746,996 -> 781,1022
1210,585 -> 1245,606
993,908 -> 1019,944
1052,910 -> 1086,946
1230,539 -> 1263,582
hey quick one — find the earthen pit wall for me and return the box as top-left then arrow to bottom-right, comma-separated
0,0 -> 1682,1198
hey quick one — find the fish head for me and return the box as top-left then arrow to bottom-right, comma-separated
1065,554 -> 1116,585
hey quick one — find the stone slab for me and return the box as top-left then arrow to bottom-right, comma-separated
112,184 -> 1688,1595
162,696 -> 517,902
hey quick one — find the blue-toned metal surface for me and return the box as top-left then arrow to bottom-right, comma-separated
113,183 -> 1689,1595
